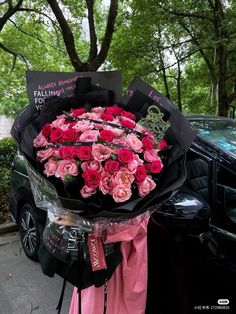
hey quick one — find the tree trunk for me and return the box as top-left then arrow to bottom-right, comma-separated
217,47 -> 229,116
177,60 -> 182,111
214,0 -> 229,116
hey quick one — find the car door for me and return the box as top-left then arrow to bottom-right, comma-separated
210,162 -> 236,269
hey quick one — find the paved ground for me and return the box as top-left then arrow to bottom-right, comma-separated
0,232 -> 73,314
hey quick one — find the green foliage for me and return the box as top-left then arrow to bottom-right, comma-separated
0,137 -> 17,187
1,0 -> 236,117
0,137 -> 17,167
0,167 -> 12,188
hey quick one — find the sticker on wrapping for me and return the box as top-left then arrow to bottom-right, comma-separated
87,235 -> 107,271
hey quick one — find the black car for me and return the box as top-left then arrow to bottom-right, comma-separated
9,116 -> 236,273
146,116 -> 236,313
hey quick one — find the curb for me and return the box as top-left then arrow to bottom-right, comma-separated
0,222 -> 18,235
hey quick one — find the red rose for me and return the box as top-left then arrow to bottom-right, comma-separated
105,106 -> 123,116
50,128 -> 64,142
62,128 -> 77,142
101,113 -> 114,121
68,121 -> 77,127
72,108 -> 86,117
135,165 -> 147,183
120,119 -> 135,129
76,146 -> 92,161
158,139 -> 167,150
121,110 -> 136,120
142,137 -> 154,150
83,170 -> 101,188
150,159 -> 163,174
118,148 -> 133,164
99,130 -> 115,142
104,160 -> 120,174
59,146 -> 76,159
41,124 -> 52,138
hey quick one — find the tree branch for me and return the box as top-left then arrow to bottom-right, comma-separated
0,42 -> 29,71
9,19 -> 65,53
160,6 -> 214,22
86,0 -> 97,62
178,19 -> 217,83
0,0 -> 23,31
91,0 -> 118,70
18,7 -> 62,33
46,0 -> 83,71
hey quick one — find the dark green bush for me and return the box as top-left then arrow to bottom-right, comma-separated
0,137 -> 17,165
0,137 -> 17,187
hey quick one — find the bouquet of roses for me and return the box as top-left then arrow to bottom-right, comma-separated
11,75 -> 196,294
33,105 -> 168,204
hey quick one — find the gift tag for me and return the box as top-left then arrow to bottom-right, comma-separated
87,234 -> 107,271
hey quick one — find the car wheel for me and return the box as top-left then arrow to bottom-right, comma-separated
19,203 -> 40,261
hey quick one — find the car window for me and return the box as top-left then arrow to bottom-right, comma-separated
190,119 -> 236,156
217,164 -> 236,225
185,149 -> 212,205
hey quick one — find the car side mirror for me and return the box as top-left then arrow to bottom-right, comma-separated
152,189 -> 211,234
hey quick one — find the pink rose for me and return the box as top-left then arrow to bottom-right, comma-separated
73,120 -> 94,132
79,130 -> 99,142
134,123 -> 145,133
37,148 -> 54,162
80,112 -> 99,120
99,171 -> 113,195
103,120 -> 124,136
60,124 -> 69,131
112,185 -> 132,203
144,149 -> 159,162
137,175 -> 156,197
143,129 -> 155,141
127,159 -> 139,173
33,133 -> 49,147
80,185 -> 97,198
52,149 -> 60,158
112,168 -> 134,187
52,115 -> 66,128
92,106 -> 104,114
94,123 -> 104,130
126,134 -> 143,153
112,137 -> 127,147
81,160 -> 102,172
43,159 -> 58,177
55,159 -> 78,180
133,153 -> 144,165
92,144 -> 112,162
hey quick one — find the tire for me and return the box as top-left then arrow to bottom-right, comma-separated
19,203 -> 41,261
